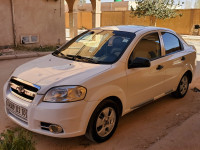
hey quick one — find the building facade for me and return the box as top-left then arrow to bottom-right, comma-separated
0,0 -> 66,48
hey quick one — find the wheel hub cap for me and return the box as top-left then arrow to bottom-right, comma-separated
180,76 -> 188,95
96,107 -> 116,137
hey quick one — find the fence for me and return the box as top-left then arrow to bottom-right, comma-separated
65,9 -> 200,35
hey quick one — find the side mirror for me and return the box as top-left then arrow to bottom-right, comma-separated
128,57 -> 151,69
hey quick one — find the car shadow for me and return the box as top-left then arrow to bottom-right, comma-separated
34,92 -> 198,150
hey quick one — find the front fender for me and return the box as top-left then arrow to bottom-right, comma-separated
86,84 -> 127,113
79,85 -> 127,134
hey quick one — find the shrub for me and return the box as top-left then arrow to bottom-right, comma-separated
0,128 -> 35,150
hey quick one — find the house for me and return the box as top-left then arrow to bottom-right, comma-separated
0,0 -> 66,48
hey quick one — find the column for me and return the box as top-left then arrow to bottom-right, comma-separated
69,11 -> 78,38
92,0 -> 101,28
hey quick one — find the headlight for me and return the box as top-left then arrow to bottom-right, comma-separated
43,86 -> 87,102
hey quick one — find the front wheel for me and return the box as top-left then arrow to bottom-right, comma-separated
85,100 -> 119,143
172,74 -> 189,98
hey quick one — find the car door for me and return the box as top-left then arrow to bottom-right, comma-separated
126,32 -> 167,108
160,32 -> 187,92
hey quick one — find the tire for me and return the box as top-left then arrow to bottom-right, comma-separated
172,74 -> 189,98
85,100 -> 119,143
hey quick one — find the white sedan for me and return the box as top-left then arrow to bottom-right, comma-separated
3,25 -> 196,143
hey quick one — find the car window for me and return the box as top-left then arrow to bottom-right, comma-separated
129,32 -> 161,63
161,32 -> 182,55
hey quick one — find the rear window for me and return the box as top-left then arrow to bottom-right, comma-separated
162,32 -> 182,55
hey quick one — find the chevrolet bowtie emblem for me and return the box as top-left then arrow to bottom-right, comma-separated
16,85 -> 25,94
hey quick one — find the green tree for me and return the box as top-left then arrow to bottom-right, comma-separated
131,0 -> 182,26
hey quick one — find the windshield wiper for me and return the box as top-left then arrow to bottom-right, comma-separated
52,50 -> 65,57
66,55 -> 98,64
78,56 -> 99,64
65,54 -> 77,60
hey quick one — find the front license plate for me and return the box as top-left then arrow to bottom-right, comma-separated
6,99 -> 28,122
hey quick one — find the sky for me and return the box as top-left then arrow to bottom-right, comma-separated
85,0 -> 198,8
85,0 -> 196,4
86,0 -> 128,2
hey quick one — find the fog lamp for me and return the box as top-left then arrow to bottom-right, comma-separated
49,124 -> 63,134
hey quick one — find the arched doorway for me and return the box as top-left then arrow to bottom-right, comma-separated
65,0 -> 101,38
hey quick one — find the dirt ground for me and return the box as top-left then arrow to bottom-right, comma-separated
0,39 -> 200,150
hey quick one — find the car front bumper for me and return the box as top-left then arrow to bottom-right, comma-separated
3,81 -> 96,138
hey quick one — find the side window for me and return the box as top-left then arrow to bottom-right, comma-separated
129,32 -> 161,63
162,32 -> 182,55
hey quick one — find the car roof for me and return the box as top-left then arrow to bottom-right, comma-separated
94,25 -> 174,34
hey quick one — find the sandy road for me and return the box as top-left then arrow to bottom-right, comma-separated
0,40 -> 200,150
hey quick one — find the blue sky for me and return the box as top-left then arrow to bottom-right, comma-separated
85,0 -> 198,8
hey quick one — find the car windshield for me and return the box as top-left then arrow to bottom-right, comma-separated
53,30 -> 135,64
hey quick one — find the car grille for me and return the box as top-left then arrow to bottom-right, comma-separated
9,77 -> 40,102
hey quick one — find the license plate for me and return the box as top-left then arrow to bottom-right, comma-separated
6,99 -> 28,121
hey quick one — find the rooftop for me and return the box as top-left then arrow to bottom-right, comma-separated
95,25 -> 173,33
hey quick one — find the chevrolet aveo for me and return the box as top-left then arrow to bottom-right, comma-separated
3,26 -> 196,142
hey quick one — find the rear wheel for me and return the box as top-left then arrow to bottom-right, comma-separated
172,74 -> 189,98
85,100 -> 119,143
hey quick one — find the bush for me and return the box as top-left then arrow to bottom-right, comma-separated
0,128 -> 35,150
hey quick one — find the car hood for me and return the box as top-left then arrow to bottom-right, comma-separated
12,54 -> 112,94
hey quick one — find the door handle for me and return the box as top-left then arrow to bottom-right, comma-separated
156,65 -> 164,70
181,56 -> 186,61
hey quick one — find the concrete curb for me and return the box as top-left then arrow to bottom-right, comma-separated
182,35 -> 200,41
0,52 -> 52,61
